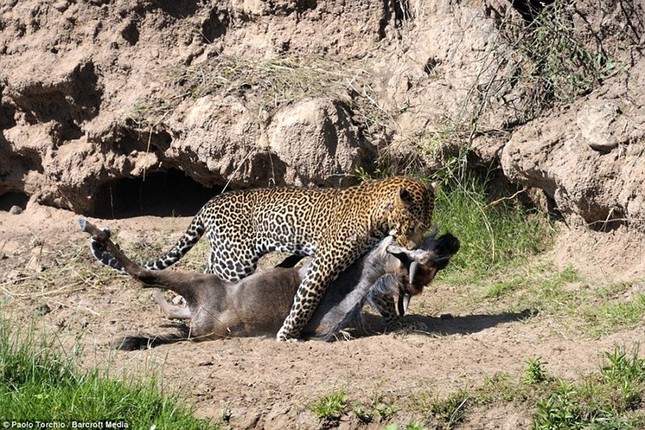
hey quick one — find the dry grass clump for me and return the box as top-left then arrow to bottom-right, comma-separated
497,0 -> 625,122
132,54 -> 392,140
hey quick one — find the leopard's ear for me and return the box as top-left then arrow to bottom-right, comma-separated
397,187 -> 414,206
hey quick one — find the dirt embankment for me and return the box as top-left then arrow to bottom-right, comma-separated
1,0 -> 643,236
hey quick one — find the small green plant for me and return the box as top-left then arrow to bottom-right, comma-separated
308,390 -> 349,421
427,389 -> 469,428
525,357 -> 549,384
375,402 -> 400,420
601,347 -> 645,385
368,391 -> 400,420
534,381 -> 583,429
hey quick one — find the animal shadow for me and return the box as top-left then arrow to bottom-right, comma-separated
113,310 -> 536,348
354,309 -> 537,339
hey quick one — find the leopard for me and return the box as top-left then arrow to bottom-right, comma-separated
90,176 -> 435,341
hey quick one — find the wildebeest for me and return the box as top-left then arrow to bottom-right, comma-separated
79,218 -> 459,349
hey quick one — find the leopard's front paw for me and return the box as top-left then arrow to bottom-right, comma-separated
276,327 -> 301,342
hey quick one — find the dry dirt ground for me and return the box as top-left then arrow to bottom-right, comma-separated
1,203 -> 644,429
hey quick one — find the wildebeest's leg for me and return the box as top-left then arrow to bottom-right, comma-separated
79,219 -> 148,278
79,218 -> 220,300
151,290 -> 191,319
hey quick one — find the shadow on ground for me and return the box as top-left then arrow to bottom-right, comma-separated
106,309 -> 537,350
357,309 -> 537,338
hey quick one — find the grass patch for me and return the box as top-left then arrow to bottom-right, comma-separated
482,263 -> 578,303
411,347 -> 645,429
0,316 -> 218,429
478,372 -> 534,404
427,389 -> 470,428
580,291 -> 645,337
534,347 -> 645,429
431,171 -> 553,285
307,389 -> 349,422
414,389 -> 470,429
452,257 -> 644,336
479,263 -> 645,335
352,390 -> 402,424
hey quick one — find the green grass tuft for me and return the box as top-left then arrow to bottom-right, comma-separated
580,293 -> 645,337
432,172 -> 553,285
0,316 -> 218,429
525,357 -> 550,385
307,390 -> 349,421
426,389 -> 470,428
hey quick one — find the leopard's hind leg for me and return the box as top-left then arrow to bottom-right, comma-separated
203,230 -> 262,281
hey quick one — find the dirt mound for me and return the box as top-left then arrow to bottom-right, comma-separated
2,0 -> 644,237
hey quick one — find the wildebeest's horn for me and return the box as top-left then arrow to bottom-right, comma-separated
398,293 -> 411,316
409,260 -> 419,285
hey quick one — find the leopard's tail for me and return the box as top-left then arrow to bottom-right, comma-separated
90,211 -> 206,272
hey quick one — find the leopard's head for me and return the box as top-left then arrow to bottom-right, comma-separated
387,178 -> 435,249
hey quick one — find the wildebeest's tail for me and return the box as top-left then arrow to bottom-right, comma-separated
89,228 -> 124,270
111,330 -> 189,350
89,211 -> 206,272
